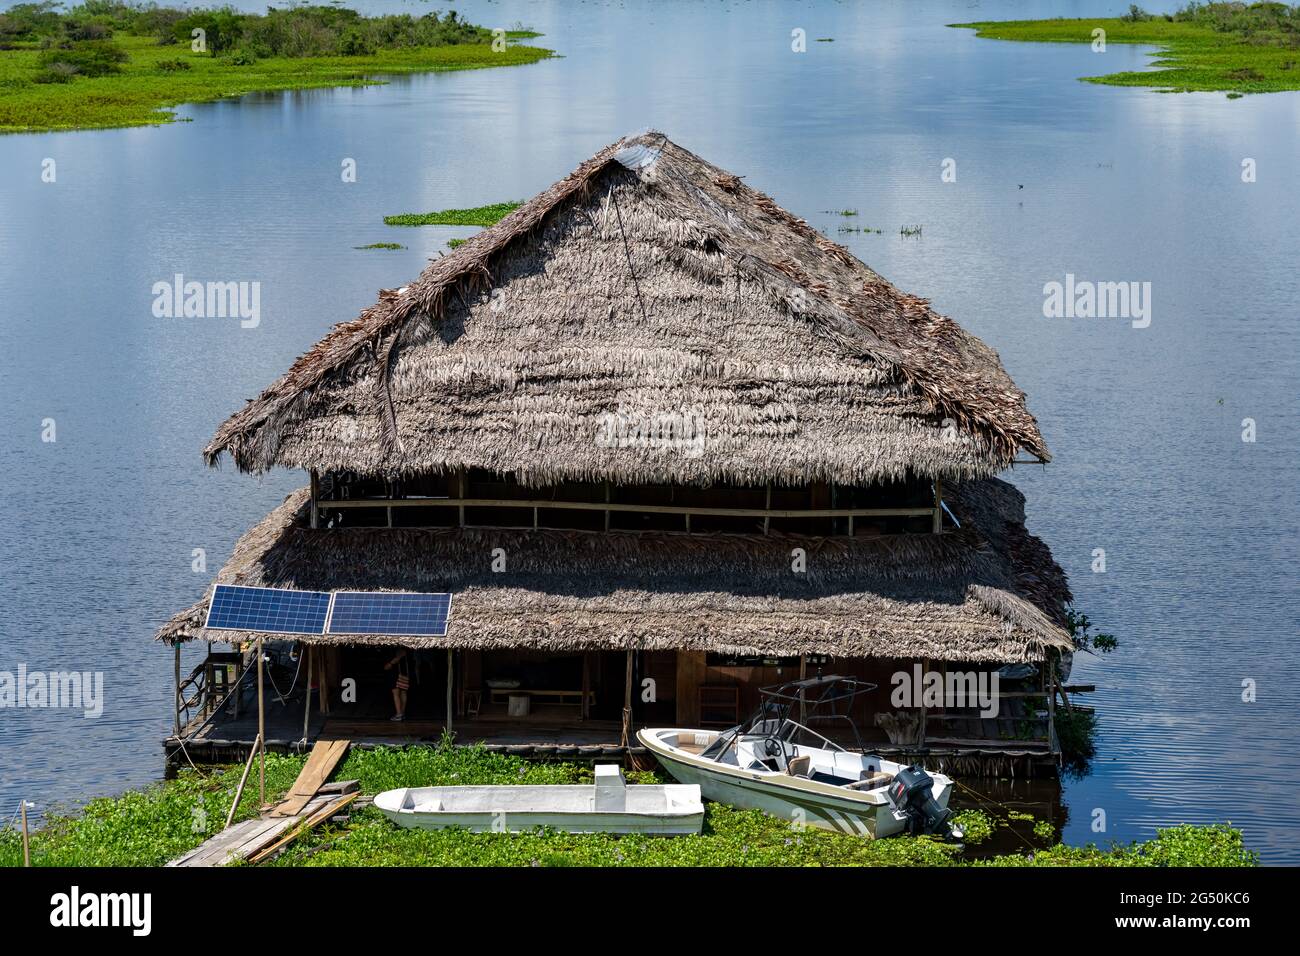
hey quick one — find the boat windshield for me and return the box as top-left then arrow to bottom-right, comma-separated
698,676 -> 877,764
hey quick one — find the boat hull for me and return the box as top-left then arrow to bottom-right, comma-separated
639,728 -> 953,839
374,783 -> 704,835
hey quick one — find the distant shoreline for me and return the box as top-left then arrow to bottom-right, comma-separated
954,5 -> 1300,97
0,12 -> 553,135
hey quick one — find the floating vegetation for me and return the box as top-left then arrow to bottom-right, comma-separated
0,744 -> 1256,867
384,201 -> 522,227
954,3 -> 1300,96
447,238 -> 466,249
822,208 -> 859,216
900,224 -> 923,237
355,242 -> 405,250
838,225 -> 882,235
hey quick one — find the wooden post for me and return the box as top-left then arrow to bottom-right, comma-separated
302,645 -> 313,743
224,734 -> 261,830
581,653 -> 591,722
1046,656 -> 1058,753
173,643 -> 182,736
620,650 -> 634,748
257,637 -> 265,805
675,651 -> 706,726
932,478 -> 943,534
763,484 -> 771,535
20,799 -> 30,867
798,655 -> 807,725
918,659 -> 929,749
309,469 -> 320,529
444,649 -> 455,735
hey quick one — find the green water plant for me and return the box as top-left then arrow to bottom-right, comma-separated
383,201 -> 523,227
954,2 -> 1300,96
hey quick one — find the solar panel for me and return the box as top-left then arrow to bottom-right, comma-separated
326,591 -> 452,637
205,585 -> 332,635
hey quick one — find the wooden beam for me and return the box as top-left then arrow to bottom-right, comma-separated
302,645 -> 312,743
309,470 -> 320,529
446,648 -> 454,735
257,638 -> 265,805
456,471 -> 465,527
675,651 -> 705,726
322,497 -> 936,520
224,733 -> 261,830
20,799 -> 30,867
620,650 -> 634,748
173,643 -> 181,736
932,478 -> 943,534
581,653 -> 591,721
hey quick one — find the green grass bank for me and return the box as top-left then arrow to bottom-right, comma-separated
954,2 -> 1300,95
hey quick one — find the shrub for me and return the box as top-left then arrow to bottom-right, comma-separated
173,9 -> 245,56
37,39 -> 130,78
221,47 -> 258,66
33,61 -> 81,83
0,2 -> 64,42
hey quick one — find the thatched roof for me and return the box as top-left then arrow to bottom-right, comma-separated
204,131 -> 1048,487
156,478 -> 1072,663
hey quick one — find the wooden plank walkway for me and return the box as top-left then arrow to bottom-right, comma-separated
169,789 -> 358,868
271,738 -> 349,816
168,739 -> 355,867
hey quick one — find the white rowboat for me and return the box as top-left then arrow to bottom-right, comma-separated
374,764 -> 704,835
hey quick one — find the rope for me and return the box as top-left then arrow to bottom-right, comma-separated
952,778 -> 1040,853
609,186 -> 649,326
264,646 -> 304,704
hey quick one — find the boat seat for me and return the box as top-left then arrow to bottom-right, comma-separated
785,755 -> 811,778
674,732 -> 714,753
845,772 -> 892,792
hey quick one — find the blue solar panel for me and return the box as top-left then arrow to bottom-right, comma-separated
326,591 -> 452,637
205,585 -> 331,635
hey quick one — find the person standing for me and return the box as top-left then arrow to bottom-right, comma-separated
385,648 -> 411,721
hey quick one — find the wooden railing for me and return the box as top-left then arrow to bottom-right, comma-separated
312,475 -> 946,536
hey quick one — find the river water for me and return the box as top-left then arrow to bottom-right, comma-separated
1,0 -> 1297,862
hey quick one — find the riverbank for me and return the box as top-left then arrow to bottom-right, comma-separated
954,2 -> 1300,96
0,8 -> 552,133
0,744 -> 1255,867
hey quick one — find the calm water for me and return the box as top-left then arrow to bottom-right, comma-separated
1,0 -> 1297,862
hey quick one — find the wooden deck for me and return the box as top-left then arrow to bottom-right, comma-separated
165,691 -> 637,769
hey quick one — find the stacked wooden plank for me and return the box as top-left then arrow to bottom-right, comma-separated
169,785 -> 358,867
271,738 -> 349,816
168,738 -> 355,867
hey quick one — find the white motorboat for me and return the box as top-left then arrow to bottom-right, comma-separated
638,676 -> 962,840
374,764 -> 704,835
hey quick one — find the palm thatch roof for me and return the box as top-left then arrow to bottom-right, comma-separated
204,131 -> 1048,487
156,478 -> 1072,663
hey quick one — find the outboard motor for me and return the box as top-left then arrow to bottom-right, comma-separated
887,765 -> 961,840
